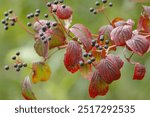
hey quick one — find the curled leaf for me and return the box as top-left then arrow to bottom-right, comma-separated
32,62 -> 51,83
126,35 -> 149,56
70,24 -> 92,52
64,40 -> 82,73
96,54 -> 123,84
22,76 -> 37,100
56,5 -> 73,20
133,63 -> 146,80
111,17 -> 125,27
34,39 -> 49,59
89,70 -> 109,98
98,25 -> 113,38
111,25 -> 132,46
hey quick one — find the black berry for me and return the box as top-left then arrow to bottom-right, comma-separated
59,0 -> 64,3
27,22 -> 32,27
109,2 -> 113,7
104,45 -> 108,49
95,43 -> 99,48
87,59 -> 92,64
4,12 -> 9,16
47,2 -> 51,7
1,19 -> 6,24
8,9 -> 13,14
89,8 -> 94,12
4,26 -> 8,30
102,0 -> 107,4
23,63 -> 27,67
54,0 -> 58,4
4,65 -> 9,70
79,61 -> 84,66
36,9 -> 40,13
83,52 -> 88,57
16,52 -> 20,56
105,40 -> 109,44
100,35 -> 104,41
88,52 -> 92,57
12,56 -> 16,60
44,14 -> 49,18
95,1 -> 100,6
91,57 -> 96,62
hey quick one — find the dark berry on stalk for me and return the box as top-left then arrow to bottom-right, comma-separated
89,8 -> 94,12
91,57 -> 96,62
88,52 -> 92,57
54,0 -> 58,4
105,40 -> 109,44
79,61 -> 84,66
87,59 -> 92,64
83,52 -> 88,57
18,63 -> 23,68
104,45 -> 108,49
44,14 -> 49,18
27,14 -> 31,19
98,46 -> 103,50
5,22 -> 9,26
10,22 -> 15,26
4,12 -> 9,16
5,17 -> 9,21
30,13 -> 34,18
47,2 -> 51,7
4,26 -> 8,30
4,65 -> 9,70
46,22 -> 50,26
23,63 -> 27,67
36,9 -> 40,13
1,19 -> 6,24
42,26 -> 47,32
39,32 -> 44,37
95,43 -> 99,48
91,40 -> 96,46
102,0 -> 107,4
34,12 -> 39,17
16,52 -> 20,56
12,56 -> 16,60
8,9 -> 13,14
62,4 -> 66,8
109,2 -> 113,7
47,37 -> 51,41
44,40 -> 47,44
59,0 -> 64,3
52,22 -> 57,27
95,1 -> 100,6
16,68 -> 20,72
41,36 -> 46,40
13,64 -> 18,68
52,8 -> 57,13
100,35 -> 104,41
27,22 -> 32,27
93,10 -> 97,14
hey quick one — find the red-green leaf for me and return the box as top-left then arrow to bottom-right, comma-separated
111,25 -> 132,46
89,70 -> 109,98
34,39 -> 49,59
80,64 -> 92,80
70,24 -> 92,52
96,54 -> 123,84
126,35 -> 149,56
22,76 -> 37,100
32,62 -> 51,83
64,40 -> 82,73
133,63 -> 146,80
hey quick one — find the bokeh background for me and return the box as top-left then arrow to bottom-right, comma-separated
0,0 -> 150,100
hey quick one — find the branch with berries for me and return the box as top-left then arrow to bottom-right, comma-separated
2,0 -> 150,99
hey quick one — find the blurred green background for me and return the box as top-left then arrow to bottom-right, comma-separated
0,0 -> 150,100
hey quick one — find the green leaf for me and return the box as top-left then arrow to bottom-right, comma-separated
22,76 -> 37,100
34,39 -> 49,59
32,62 -> 51,83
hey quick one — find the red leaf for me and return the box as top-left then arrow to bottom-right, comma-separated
80,64 -> 92,80
56,5 -> 73,20
142,6 -> 150,17
111,25 -> 132,46
98,25 -> 113,38
70,24 -> 92,52
126,35 -> 149,56
111,17 -> 125,27
138,16 -> 150,33
96,54 -> 123,84
89,70 -> 109,98
133,63 -> 146,80
64,40 -> 82,73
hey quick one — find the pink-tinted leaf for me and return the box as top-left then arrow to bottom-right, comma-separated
98,25 -> 113,38
32,62 -> 51,83
80,64 -> 92,80
96,54 -> 123,84
70,24 -> 92,52
111,25 -> 132,46
138,16 -> 150,33
142,6 -> 150,17
64,40 -> 82,73
34,39 -> 49,59
133,63 -> 146,80
22,76 -> 37,100
89,70 -> 109,98
126,35 -> 149,56
56,5 -> 73,20
33,20 -> 47,32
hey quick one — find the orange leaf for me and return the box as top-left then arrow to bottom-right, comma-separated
32,62 -> 51,83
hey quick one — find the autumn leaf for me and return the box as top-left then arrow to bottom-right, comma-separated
89,70 -> 109,98
80,64 -> 92,80
70,24 -> 92,52
126,35 -> 149,56
22,76 -> 37,100
32,62 -> 51,83
133,63 -> 146,80
64,40 -> 82,73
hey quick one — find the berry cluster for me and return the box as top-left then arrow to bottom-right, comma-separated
1,9 -> 16,30
90,0 -> 113,14
4,52 -> 27,72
